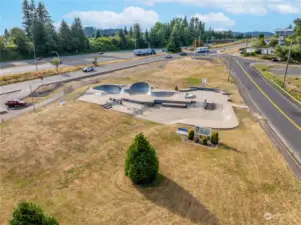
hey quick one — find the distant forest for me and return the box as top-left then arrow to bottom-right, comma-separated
1,0 -> 249,61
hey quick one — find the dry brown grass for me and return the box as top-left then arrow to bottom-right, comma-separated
1,58 -> 301,225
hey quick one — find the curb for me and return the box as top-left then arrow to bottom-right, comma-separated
0,89 -> 21,96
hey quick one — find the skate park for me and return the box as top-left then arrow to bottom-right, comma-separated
79,82 -> 239,129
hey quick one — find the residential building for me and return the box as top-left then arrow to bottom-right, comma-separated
275,28 -> 294,37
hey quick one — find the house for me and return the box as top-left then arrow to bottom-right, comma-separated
261,48 -> 275,55
278,39 -> 286,46
275,28 -> 294,37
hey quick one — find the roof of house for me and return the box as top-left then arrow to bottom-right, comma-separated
275,28 -> 294,32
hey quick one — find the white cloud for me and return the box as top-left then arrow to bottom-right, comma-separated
139,0 -> 301,15
64,7 -> 159,29
213,27 -> 227,31
139,0 -> 268,15
269,3 -> 300,13
192,13 -> 235,27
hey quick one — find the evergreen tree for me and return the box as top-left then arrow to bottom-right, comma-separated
71,17 -> 86,51
4,29 -> 10,44
182,15 -> 188,27
125,133 -> 159,184
118,29 -> 127,49
22,0 -> 32,37
9,201 -> 59,225
133,23 -> 142,48
144,28 -> 149,43
123,26 -> 128,35
44,22 -> 58,52
129,26 -> 133,38
167,23 -> 181,52
95,29 -> 101,38
189,17 -> 195,43
36,2 -> 50,24
59,20 -> 73,52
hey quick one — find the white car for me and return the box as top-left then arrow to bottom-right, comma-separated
83,67 -> 94,72
165,55 -> 172,59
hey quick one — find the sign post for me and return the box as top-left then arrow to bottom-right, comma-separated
202,78 -> 207,87
195,126 -> 212,137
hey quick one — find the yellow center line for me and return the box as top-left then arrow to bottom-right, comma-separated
233,57 -> 301,132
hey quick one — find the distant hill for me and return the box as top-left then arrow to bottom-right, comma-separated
233,31 -> 274,37
84,27 -> 119,37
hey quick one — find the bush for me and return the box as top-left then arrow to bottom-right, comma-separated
188,130 -> 194,140
9,201 -> 59,225
201,136 -> 209,145
125,133 -> 159,184
210,132 -> 219,145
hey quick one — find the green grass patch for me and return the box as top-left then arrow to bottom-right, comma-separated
186,76 -> 200,85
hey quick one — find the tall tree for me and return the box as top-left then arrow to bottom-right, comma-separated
36,1 -> 50,24
129,26 -> 133,38
124,26 -> 128,35
294,18 -> 301,36
182,15 -> 188,27
133,23 -> 142,48
95,29 -> 101,38
59,20 -> 73,52
118,29 -> 127,49
71,17 -> 86,51
22,0 -> 32,37
144,28 -> 149,43
4,29 -> 10,44
167,23 -> 181,52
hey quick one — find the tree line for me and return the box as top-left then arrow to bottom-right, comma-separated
0,0 -> 242,61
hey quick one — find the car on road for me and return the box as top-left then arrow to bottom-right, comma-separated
5,99 -> 26,108
165,55 -> 172,59
83,67 -> 94,72
36,57 -> 43,61
179,52 -> 187,56
98,52 -> 104,54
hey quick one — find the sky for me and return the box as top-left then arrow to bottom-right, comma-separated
0,0 -> 300,33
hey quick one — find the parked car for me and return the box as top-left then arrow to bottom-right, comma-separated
36,57 -> 43,60
179,52 -> 187,56
165,55 -> 172,59
98,52 -> 104,54
83,67 -> 94,72
5,99 -> 26,108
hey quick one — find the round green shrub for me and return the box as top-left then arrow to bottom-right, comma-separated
9,201 -> 59,225
210,132 -> 219,145
125,133 -> 159,184
188,130 -> 194,140
202,136 -> 209,145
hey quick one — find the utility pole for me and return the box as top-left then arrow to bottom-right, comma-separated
245,38 -> 249,49
283,38 -> 293,88
228,56 -> 232,82
33,43 -> 38,72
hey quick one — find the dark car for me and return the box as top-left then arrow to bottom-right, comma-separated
98,52 -> 104,54
165,54 -> 172,59
36,57 -> 43,60
272,58 -> 279,62
83,67 -> 94,72
5,99 -> 26,108
179,52 -> 187,56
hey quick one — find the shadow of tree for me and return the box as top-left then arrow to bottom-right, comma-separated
136,175 -> 220,225
218,143 -> 241,153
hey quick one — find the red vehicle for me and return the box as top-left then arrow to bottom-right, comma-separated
5,99 -> 27,108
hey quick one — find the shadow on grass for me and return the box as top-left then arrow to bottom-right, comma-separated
218,143 -> 241,153
136,174 -> 220,224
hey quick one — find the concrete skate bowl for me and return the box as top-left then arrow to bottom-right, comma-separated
151,90 -> 176,97
94,85 -> 122,94
129,82 -> 152,95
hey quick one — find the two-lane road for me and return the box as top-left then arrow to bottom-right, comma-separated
225,54 -> 301,176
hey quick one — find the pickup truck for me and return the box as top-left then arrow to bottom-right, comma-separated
5,99 -> 27,108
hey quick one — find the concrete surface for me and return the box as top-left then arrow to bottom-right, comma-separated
79,83 -> 239,129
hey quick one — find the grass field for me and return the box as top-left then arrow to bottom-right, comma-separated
1,58 -> 301,225
254,64 -> 301,101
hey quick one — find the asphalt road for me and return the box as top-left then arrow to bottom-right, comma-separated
226,55 -> 301,167
0,51 -> 136,76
